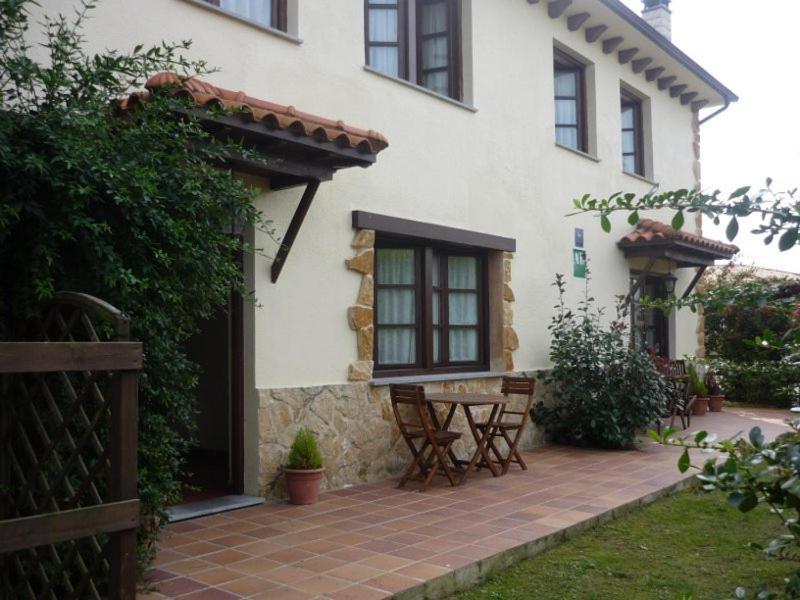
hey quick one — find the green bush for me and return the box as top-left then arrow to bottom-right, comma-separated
533,275 -> 669,449
715,359 -> 800,408
0,0 -> 261,571
688,363 -> 709,396
286,428 -> 323,470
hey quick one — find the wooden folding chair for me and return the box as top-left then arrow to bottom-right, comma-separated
656,360 -> 696,431
477,377 -> 535,474
390,385 -> 461,489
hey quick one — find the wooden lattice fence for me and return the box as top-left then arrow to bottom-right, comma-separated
0,292 -> 141,600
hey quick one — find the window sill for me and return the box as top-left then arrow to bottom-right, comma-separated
622,169 -> 659,187
370,370 -> 509,387
181,0 -> 302,44
555,143 -> 600,163
363,66 -> 477,113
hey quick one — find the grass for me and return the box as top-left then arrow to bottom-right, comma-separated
454,491 -> 793,600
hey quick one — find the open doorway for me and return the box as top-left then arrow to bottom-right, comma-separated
179,288 -> 245,504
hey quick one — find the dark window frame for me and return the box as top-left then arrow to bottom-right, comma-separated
204,0 -> 288,31
621,90 -> 645,176
554,48 -> 588,153
364,0 -> 463,101
374,237 -> 489,376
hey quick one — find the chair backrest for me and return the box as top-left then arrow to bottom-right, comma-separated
389,384 -> 436,439
667,360 -> 687,378
501,376 -> 536,420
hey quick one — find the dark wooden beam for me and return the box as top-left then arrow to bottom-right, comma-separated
548,0 -> 573,19
680,91 -> 699,106
681,266 -> 708,300
352,211 -> 516,252
669,83 -> 688,98
585,24 -> 607,43
0,342 -> 143,373
567,12 -> 591,31
645,66 -> 665,82
602,37 -> 624,54
0,500 -> 140,553
632,57 -> 653,73
658,75 -> 677,90
691,99 -> 710,112
271,179 -> 321,283
618,47 -> 639,64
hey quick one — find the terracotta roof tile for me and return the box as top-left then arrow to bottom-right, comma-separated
619,218 -> 739,256
123,72 -> 388,155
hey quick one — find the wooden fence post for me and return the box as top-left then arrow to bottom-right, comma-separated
107,370 -> 138,600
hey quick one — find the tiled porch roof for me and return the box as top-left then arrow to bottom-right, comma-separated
126,72 -> 389,156
619,218 -> 739,257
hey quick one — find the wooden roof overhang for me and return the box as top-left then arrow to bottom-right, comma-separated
123,73 -> 389,282
617,238 -> 736,268
185,109 -> 380,191
618,218 -> 739,299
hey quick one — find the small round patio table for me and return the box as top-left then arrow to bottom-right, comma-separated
425,393 -> 509,484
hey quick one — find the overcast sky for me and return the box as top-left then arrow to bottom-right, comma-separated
620,0 -> 800,272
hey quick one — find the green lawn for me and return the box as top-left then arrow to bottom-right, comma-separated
454,491 -> 793,600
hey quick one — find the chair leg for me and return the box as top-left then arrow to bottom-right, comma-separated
502,427 -> 527,474
398,443 -> 427,488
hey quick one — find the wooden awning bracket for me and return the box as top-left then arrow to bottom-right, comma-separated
270,180 -> 321,283
627,257 -> 656,303
681,265 -> 707,300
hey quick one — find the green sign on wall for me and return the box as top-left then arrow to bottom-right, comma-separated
573,248 -> 587,278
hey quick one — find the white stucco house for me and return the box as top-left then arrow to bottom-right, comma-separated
35,0 -> 739,503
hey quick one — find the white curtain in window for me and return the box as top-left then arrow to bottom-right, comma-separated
421,2 -> 447,34
447,257 -> 478,361
370,47 -> 399,78
555,99 -> 577,126
219,0 -> 271,26
556,127 -> 578,149
377,249 -> 416,365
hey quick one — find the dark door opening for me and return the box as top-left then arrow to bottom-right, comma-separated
631,273 -> 671,358
180,287 -> 244,503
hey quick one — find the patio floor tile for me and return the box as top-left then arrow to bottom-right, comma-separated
148,407 -> 788,599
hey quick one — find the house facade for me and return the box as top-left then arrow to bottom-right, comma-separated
34,0 -> 737,500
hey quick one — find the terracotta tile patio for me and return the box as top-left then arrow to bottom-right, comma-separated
141,407 -> 790,599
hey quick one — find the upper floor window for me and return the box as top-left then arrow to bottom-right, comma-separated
621,91 -> 644,176
554,50 -> 587,152
374,242 -> 487,375
365,0 -> 463,101
204,0 -> 287,31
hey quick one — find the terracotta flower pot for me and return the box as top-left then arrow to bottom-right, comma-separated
692,396 -> 709,416
285,468 -> 325,505
708,395 -> 725,412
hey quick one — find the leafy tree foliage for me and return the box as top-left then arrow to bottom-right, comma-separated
570,181 -> 799,251
0,0 -> 260,568
654,423 -> 800,599
534,274 -> 668,449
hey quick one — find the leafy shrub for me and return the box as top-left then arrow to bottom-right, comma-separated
655,419 -> 800,598
534,275 -> 669,449
688,363 -> 709,396
286,428 -> 323,470
715,358 -> 800,408
0,0 -> 262,571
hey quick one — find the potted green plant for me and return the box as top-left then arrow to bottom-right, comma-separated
284,428 -> 325,505
704,369 -> 725,412
688,363 -> 709,416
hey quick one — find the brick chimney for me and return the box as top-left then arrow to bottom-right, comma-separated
642,0 -> 672,40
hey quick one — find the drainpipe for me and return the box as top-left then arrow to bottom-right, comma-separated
698,98 -> 731,126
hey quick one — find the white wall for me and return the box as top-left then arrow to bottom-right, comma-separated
30,0 -> 706,386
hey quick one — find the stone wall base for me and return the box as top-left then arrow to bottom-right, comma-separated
257,374 -> 547,498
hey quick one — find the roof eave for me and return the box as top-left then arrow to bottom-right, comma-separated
599,0 -> 738,104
